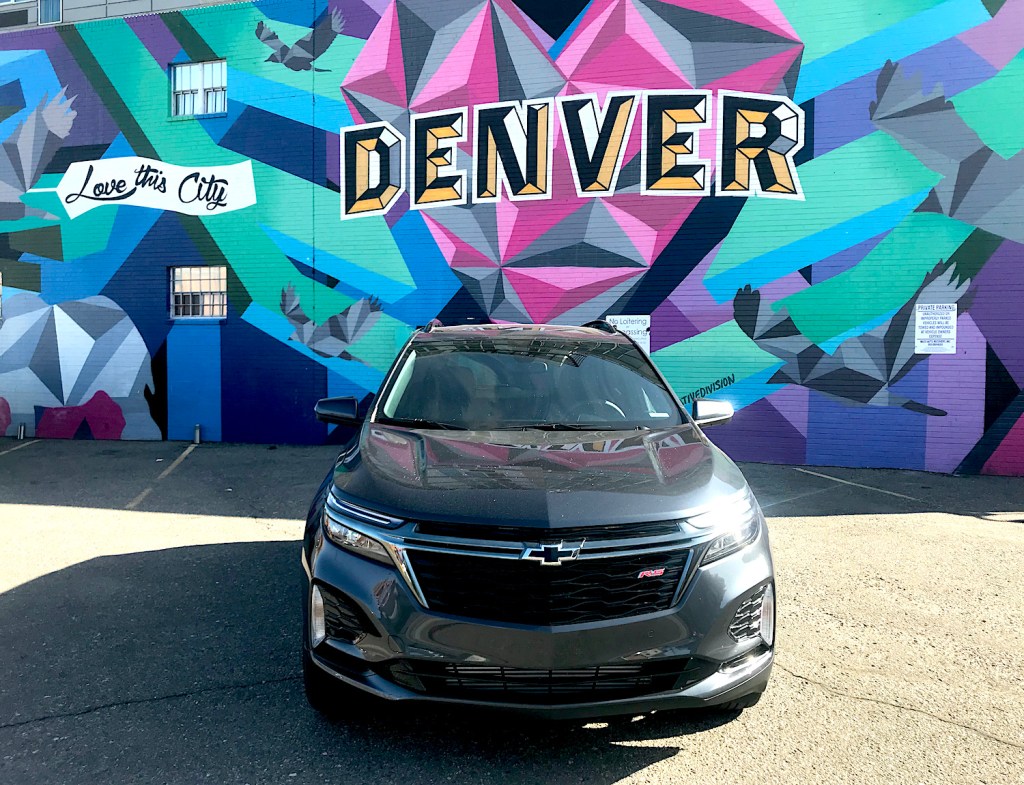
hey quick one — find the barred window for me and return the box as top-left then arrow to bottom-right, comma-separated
171,61 -> 227,117
171,266 -> 227,318
38,0 -> 61,25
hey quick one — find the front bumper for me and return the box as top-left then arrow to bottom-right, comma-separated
302,520 -> 774,718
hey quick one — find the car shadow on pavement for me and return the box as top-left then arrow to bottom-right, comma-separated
0,541 -> 739,785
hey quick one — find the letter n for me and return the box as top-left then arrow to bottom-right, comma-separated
474,100 -> 553,203
341,122 -> 406,219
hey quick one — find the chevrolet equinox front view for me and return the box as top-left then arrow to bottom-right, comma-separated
300,322 -> 774,718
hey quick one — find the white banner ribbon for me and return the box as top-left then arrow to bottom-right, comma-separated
56,157 -> 257,219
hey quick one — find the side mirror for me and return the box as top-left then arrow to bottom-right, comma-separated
315,396 -> 362,426
693,399 -> 734,428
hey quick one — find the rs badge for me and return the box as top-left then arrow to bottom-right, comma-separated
637,568 -> 666,579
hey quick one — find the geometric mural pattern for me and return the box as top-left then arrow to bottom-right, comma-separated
0,293 -> 158,439
0,0 -> 1021,476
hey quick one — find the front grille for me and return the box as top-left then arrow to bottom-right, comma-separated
414,519 -> 680,542
319,586 -> 373,642
406,549 -> 689,625
386,659 -> 699,704
728,585 -> 767,641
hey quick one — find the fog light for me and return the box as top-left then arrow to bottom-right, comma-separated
311,585 -> 326,648
759,583 -> 775,647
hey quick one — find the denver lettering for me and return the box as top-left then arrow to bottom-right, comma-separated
339,90 -> 804,219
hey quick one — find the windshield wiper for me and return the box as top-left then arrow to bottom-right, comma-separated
375,417 -> 468,431
501,422 -> 635,431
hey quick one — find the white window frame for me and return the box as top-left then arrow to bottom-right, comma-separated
170,266 -> 228,319
38,0 -> 61,25
170,60 -> 227,118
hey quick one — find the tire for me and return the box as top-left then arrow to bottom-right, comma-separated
303,647 -> 380,717
302,646 -> 342,715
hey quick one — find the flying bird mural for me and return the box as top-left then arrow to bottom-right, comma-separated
0,88 -> 76,221
870,59 -> 1024,245
733,260 -> 974,416
255,10 -> 345,72
281,285 -> 382,362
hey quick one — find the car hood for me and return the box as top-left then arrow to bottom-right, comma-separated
329,423 -> 748,529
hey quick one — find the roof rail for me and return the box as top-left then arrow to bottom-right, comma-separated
581,319 -> 618,334
418,318 -> 444,333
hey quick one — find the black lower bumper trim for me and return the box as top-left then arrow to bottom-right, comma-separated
378,658 -> 716,705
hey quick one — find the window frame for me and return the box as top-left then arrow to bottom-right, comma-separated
170,60 -> 227,119
169,265 -> 228,320
37,0 -> 61,26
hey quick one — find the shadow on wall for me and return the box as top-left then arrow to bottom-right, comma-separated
0,542 -> 737,784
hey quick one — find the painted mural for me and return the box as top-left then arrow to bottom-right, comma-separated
0,0 -> 1021,475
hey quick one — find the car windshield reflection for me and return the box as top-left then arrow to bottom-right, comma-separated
375,338 -> 683,431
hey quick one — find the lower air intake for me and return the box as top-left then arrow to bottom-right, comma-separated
386,660 -> 705,704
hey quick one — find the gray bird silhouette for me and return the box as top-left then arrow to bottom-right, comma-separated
0,88 -> 76,221
733,260 -> 973,416
256,10 -> 345,72
870,59 -> 1024,245
281,285 -> 382,362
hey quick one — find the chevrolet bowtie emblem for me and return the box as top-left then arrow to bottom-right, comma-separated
520,541 -> 583,566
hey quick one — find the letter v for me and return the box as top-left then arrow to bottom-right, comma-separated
557,93 -> 638,198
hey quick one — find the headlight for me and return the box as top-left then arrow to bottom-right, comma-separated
694,490 -> 762,565
323,510 -> 393,564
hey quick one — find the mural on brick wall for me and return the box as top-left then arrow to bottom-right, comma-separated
0,0 -> 1021,475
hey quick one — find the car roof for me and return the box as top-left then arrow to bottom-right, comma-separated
412,323 -> 634,345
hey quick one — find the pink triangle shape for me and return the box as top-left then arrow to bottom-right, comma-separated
564,5 -> 691,90
410,6 -> 499,113
497,198 -> 587,262
982,414 -> 1024,476
422,214 -> 501,269
504,266 -> 643,323
705,46 -> 801,96
554,0 -> 620,76
341,2 -> 408,108
604,196 -> 698,263
658,0 -> 800,42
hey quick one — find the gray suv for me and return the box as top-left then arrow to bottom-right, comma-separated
301,322 -> 774,718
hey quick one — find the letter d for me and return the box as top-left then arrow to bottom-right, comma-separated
341,122 -> 406,218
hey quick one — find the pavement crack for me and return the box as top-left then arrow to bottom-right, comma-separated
0,675 -> 301,731
776,663 -> 1024,750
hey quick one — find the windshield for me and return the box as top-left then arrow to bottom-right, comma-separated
375,336 -> 684,430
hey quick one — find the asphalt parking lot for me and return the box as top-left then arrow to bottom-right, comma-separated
1,437 -> 1022,785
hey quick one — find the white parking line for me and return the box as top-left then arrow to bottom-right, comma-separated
157,443 -> 196,480
0,440 -> 39,457
793,467 -> 922,502
124,443 -> 198,510
125,487 -> 153,510
760,485 -> 839,510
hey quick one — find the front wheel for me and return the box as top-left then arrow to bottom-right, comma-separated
302,647 -> 380,717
